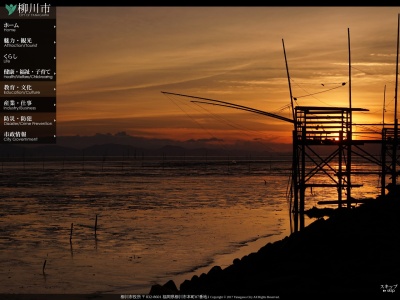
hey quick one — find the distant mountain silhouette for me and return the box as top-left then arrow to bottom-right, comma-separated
5,132 -> 383,160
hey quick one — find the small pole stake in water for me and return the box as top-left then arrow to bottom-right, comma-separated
42,259 -> 47,274
95,214 -> 98,236
70,222 -> 73,243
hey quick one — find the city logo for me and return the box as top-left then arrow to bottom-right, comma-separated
381,284 -> 398,293
5,4 -> 17,15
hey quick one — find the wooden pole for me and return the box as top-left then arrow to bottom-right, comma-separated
383,85 -> 386,130
292,130 -> 299,233
69,223 -> 73,243
382,85 -> 387,198
347,28 -> 352,208
392,14 -> 400,188
300,122 -> 306,230
282,39 -> 295,122
95,214 -> 98,236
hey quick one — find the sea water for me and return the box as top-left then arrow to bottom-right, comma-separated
0,157 -> 382,295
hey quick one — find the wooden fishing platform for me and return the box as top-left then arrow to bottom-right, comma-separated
163,17 -> 400,235
290,105 -> 399,232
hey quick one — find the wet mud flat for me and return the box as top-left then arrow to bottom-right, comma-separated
151,199 -> 400,299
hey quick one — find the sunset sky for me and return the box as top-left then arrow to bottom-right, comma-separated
56,6 -> 400,145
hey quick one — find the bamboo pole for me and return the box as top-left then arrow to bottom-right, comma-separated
69,223 -> 73,243
95,214 -> 98,236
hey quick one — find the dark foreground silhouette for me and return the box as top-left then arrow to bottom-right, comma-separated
150,199 -> 400,299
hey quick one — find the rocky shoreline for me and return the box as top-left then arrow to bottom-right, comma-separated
150,199 -> 400,299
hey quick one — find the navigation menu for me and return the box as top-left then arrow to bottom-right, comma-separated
1,3 -> 56,144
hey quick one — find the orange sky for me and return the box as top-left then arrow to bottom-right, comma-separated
56,6 -> 400,144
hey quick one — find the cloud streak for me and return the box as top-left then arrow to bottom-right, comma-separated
55,6 -> 400,144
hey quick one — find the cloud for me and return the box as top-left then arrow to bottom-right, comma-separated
186,137 -> 224,143
54,7 -> 399,144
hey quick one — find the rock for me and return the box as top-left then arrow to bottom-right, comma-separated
179,279 -> 192,293
149,280 -> 179,295
149,284 -> 172,295
207,265 -> 222,277
163,280 -> 178,293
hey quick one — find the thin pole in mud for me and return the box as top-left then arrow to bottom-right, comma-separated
95,214 -> 98,236
70,223 -> 73,243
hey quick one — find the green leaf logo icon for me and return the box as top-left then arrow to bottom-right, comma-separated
5,4 -> 17,15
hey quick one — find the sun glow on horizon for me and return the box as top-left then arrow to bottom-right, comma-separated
56,7 -> 400,144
